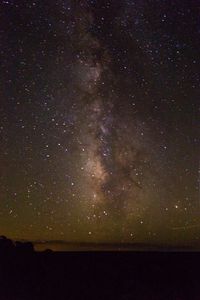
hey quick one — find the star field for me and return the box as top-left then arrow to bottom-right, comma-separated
0,0 -> 199,246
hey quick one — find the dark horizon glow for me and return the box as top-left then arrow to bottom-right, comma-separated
0,0 -> 199,247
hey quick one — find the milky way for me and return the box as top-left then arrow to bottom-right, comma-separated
62,3 -> 166,241
0,0 -> 199,246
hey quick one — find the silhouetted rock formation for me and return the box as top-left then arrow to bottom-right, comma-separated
0,236 -> 34,255
0,236 -> 15,254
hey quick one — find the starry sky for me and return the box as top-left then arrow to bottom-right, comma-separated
0,0 -> 199,246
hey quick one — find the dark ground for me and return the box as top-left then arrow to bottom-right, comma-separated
1,244 -> 200,300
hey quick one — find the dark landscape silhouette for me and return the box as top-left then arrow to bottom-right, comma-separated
0,235 -> 200,299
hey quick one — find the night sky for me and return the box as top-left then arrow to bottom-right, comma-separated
0,0 -> 199,246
